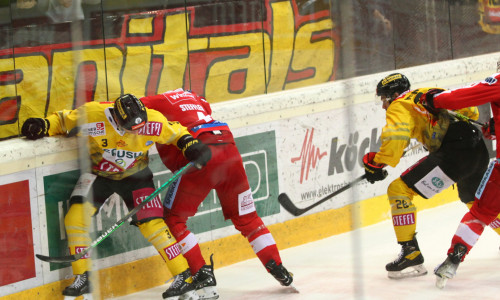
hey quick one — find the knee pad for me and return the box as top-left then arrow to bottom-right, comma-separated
164,213 -> 189,240
64,202 -> 96,274
387,178 -> 417,242
138,218 -> 188,276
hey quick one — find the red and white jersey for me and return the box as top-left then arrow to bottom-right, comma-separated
141,89 -> 232,171
433,73 -> 500,158
141,88 -> 229,137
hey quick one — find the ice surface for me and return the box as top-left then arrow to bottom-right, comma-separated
111,202 -> 500,299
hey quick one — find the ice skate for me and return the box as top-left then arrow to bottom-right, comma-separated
63,271 -> 93,300
192,254 -> 219,300
434,243 -> 467,289
386,235 -> 427,279
162,269 -> 199,300
265,259 -> 299,293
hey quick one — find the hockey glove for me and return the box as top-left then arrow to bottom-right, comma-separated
21,118 -> 50,140
482,117 -> 496,140
418,88 -> 445,115
363,152 -> 388,184
177,135 -> 212,169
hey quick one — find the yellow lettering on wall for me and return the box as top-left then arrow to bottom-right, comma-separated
49,47 -> 124,113
205,33 -> 270,102
0,55 -> 49,139
286,19 -> 334,90
122,45 -> 152,97
267,1 -> 294,93
153,12 -> 190,93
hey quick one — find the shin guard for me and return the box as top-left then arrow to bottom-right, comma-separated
233,213 -> 282,266
137,218 -> 188,276
64,202 -> 96,274
387,178 -> 418,242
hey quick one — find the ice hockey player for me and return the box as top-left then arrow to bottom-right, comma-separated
140,88 -> 295,299
362,73 -> 496,280
419,71 -> 500,288
21,94 -> 211,300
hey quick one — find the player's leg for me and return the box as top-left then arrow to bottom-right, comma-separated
217,143 -> 293,287
62,173 -> 103,299
384,177 -> 426,279
119,167 -> 196,300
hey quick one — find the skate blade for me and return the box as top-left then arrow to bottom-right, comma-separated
180,290 -> 200,300
288,283 -> 300,293
64,294 -> 93,300
197,286 -> 219,300
387,264 -> 428,280
435,275 -> 448,289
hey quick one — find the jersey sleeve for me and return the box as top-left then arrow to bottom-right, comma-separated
46,108 -> 80,136
374,102 -> 412,167
434,73 -> 500,109
148,109 -> 191,146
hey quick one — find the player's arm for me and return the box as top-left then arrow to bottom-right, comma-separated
154,112 -> 211,168
21,109 -> 79,140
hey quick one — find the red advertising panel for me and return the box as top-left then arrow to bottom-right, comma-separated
0,180 -> 36,286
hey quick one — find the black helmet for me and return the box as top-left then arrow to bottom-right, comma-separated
376,73 -> 411,99
113,94 -> 147,130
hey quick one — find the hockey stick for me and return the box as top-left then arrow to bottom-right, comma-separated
36,162 -> 194,263
447,110 -> 486,127
278,175 -> 366,217
278,143 -> 423,217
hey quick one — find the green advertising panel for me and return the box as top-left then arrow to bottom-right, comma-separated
43,130 -> 278,270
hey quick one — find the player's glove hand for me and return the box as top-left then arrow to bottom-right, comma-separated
21,118 -> 50,140
418,88 -> 445,115
363,152 -> 388,184
177,135 -> 212,169
482,117 -> 496,140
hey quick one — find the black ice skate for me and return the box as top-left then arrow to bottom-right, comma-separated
192,254 -> 219,300
265,259 -> 298,293
434,243 -> 468,289
162,269 -> 198,300
386,235 -> 427,279
62,271 -> 93,300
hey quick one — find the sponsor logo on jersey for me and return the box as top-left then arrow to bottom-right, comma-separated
238,188 -> 256,215
137,121 -> 162,136
81,121 -> 106,137
163,90 -> 198,104
116,140 -> 127,147
431,177 -> 444,188
483,76 -> 498,85
392,213 -> 415,226
101,148 -> 144,170
163,243 -> 181,260
74,246 -> 90,259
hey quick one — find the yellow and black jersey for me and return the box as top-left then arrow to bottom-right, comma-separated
374,88 -> 479,167
46,101 -> 190,180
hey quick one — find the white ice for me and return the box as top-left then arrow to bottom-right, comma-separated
111,201 -> 500,299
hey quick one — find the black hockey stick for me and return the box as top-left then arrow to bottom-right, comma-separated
279,143 -> 423,217
36,162 -> 194,263
278,175 -> 367,217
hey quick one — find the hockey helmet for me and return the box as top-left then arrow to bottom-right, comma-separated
376,73 -> 411,100
113,94 -> 148,131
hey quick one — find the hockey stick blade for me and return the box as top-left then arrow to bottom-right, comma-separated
35,162 -> 194,263
278,175 -> 367,216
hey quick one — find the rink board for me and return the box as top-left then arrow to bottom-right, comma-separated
0,53 -> 498,299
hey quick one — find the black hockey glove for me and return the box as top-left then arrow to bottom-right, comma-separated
417,88 -> 445,115
21,118 -> 50,140
363,152 -> 388,184
177,135 -> 212,169
482,117 -> 496,140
